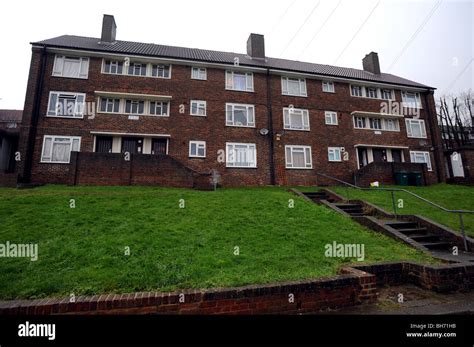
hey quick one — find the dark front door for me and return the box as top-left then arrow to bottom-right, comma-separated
122,137 -> 143,154
392,149 -> 402,163
372,148 -> 386,163
151,138 -> 167,155
95,136 -> 113,153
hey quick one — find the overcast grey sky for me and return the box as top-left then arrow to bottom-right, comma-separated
0,0 -> 472,109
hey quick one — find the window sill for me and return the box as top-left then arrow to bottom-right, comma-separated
51,75 -> 88,80
45,115 -> 84,119
285,167 -> 313,170
283,128 -> 311,131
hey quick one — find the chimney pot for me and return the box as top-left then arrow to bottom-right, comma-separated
362,52 -> 381,74
101,14 -> 117,43
247,33 -> 265,59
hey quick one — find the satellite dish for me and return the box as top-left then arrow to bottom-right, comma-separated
259,128 -> 269,135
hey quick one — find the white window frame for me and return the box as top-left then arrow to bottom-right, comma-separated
40,135 -> 81,164
127,62 -> 148,77
151,64 -> 171,79
410,151 -> 432,171
281,77 -> 307,97
191,67 -> 207,80
102,59 -> 124,75
366,87 -> 378,99
283,107 -> 310,131
189,141 -> 206,158
402,91 -> 422,109
381,89 -> 394,100
99,97 -> 121,114
405,119 -> 427,138
325,111 -> 338,125
52,55 -> 89,79
328,147 -> 342,162
225,71 -> 254,92
350,85 -> 364,97
353,116 -> 400,132
149,101 -> 170,117
47,91 -> 86,119
190,100 -> 207,116
225,103 -> 255,127
285,145 -> 312,169
322,81 -> 335,93
226,142 -> 257,168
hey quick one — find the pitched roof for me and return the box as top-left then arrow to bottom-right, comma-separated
33,35 -> 433,89
0,109 -> 23,122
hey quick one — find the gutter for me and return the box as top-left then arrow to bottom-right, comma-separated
266,68 -> 275,185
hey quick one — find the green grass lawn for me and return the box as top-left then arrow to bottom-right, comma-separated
0,185 -> 434,300
329,184 -> 474,238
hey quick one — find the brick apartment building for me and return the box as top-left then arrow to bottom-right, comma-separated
15,15 -> 445,188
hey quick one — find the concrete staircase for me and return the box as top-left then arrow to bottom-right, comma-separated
296,188 -> 474,263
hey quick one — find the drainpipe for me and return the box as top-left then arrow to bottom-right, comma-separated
266,68 -> 276,185
22,46 -> 47,183
423,91 -> 442,183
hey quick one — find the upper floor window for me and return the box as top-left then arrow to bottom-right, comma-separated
382,89 -> 393,100
226,142 -> 257,168
325,111 -> 338,125
351,85 -> 363,97
128,63 -> 147,76
191,67 -> 207,80
152,64 -> 171,78
285,145 -> 312,169
41,135 -> 81,163
226,103 -> 255,127
125,100 -> 145,114
53,55 -> 89,79
410,151 -> 432,171
366,87 -> 378,99
47,92 -> 85,118
322,81 -> 335,93
369,117 -> 382,130
103,60 -> 123,74
402,91 -> 422,108
281,77 -> 307,97
354,116 -> 400,131
99,97 -> 120,113
190,100 -> 206,116
405,118 -> 427,138
150,101 -> 169,116
283,107 -> 309,131
225,71 -> 254,92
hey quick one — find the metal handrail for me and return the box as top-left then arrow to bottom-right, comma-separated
315,172 -> 473,251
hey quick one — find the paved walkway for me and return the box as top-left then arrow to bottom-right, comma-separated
325,284 -> 474,315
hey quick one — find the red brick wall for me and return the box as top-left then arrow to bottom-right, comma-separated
0,267 -> 377,315
69,152 -> 210,188
17,48 -> 444,187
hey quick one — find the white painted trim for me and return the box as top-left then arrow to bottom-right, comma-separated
189,140 -> 206,158
353,144 -> 409,149
284,145 -> 313,169
90,131 -> 171,137
95,90 -> 172,100
225,142 -> 257,168
40,135 -> 81,164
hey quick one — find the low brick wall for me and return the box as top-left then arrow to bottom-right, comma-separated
354,261 -> 474,293
355,162 -> 430,187
1,261 -> 472,315
0,172 -> 16,187
0,268 -> 377,315
68,152 -> 212,189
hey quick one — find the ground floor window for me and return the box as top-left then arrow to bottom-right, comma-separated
410,151 -> 432,171
285,145 -> 312,169
41,135 -> 81,163
328,147 -> 342,162
189,141 -> 206,158
226,142 -> 256,168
